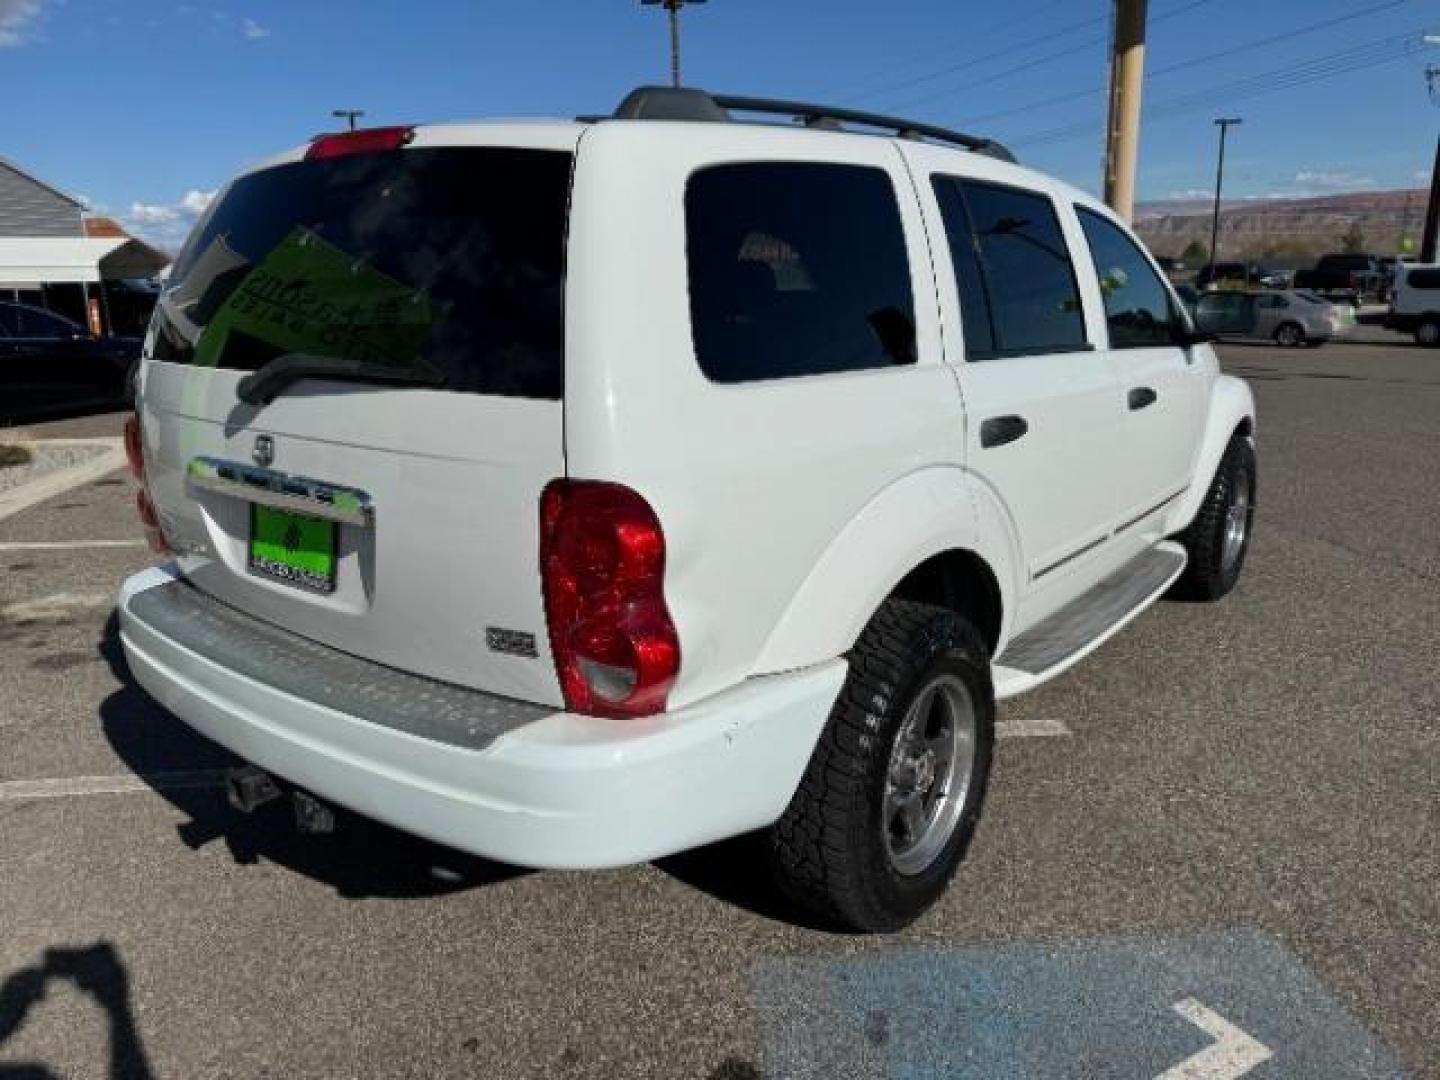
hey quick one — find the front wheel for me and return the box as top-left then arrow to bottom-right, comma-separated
1172,434 -> 1256,601
1274,322 -> 1305,347
767,600 -> 995,932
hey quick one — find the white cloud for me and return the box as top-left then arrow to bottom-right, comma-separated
1165,189 -> 1213,202
0,0 -> 44,47
124,189 -> 217,252
1292,169 -> 1375,191
241,16 -> 268,38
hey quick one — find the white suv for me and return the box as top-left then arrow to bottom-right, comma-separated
117,88 -> 1256,931
1386,263 -> 1440,346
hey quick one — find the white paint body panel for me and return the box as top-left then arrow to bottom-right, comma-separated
121,115 -> 1255,865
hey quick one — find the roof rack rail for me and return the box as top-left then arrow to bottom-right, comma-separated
608,86 -> 1017,164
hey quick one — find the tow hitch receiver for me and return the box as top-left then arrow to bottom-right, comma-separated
292,789 -> 337,835
225,765 -> 281,813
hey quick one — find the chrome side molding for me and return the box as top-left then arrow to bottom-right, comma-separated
186,456 -> 374,527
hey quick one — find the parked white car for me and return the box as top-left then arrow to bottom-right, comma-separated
117,87 -> 1256,931
1385,263 -> 1440,346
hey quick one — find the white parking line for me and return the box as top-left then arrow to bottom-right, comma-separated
0,592 -> 113,623
0,439 -> 127,524
0,770 -> 227,801
0,541 -> 144,551
997,715 -> 1072,738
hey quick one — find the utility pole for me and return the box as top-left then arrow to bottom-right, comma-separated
1207,117 -> 1242,280
1102,0 -> 1148,222
331,109 -> 364,132
1421,39 -> 1440,262
641,0 -> 707,88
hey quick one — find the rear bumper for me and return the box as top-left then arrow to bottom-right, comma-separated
118,566 -> 844,869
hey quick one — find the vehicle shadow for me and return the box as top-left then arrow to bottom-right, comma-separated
0,941 -> 153,1080
96,612 -> 529,901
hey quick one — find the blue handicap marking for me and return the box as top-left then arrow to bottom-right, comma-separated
752,929 -> 1408,1079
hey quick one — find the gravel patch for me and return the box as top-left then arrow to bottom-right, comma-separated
0,442 -> 112,495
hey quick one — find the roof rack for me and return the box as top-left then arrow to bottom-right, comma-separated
608,86 -> 1017,164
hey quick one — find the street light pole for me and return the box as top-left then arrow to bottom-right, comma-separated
1208,117 -> 1242,280
641,0 -> 707,88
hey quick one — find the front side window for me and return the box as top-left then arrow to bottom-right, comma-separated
7,305 -> 81,339
1077,208 -> 1178,349
1409,268 -> 1440,290
954,180 -> 1087,356
685,162 -> 916,383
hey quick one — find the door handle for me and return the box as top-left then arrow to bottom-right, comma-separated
1127,387 -> 1158,411
980,415 -> 1028,448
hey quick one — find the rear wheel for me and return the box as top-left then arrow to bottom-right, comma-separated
1274,322 -> 1305,348
767,599 -> 994,932
1172,434 -> 1256,601
1416,319 -> 1440,348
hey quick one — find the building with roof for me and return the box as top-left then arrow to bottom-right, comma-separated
0,157 -> 168,335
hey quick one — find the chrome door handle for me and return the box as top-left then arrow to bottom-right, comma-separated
980,415 -> 1029,448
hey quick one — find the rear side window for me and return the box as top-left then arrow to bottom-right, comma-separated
933,177 -> 1087,358
685,162 -> 916,383
1076,208 -> 1179,349
154,147 -> 573,399
1408,268 -> 1440,290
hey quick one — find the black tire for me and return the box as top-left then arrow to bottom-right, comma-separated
767,599 -> 995,932
1416,319 -> 1440,348
1172,434 -> 1256,601
1273,321 -> 1305,348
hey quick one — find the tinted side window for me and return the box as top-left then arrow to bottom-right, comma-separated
11,306 -> 80,338
960,181 -> 1086,354
932,177 -> 995,358
686,162 -> 916,383
0,304 -> 15,336
1408,268 -> 1440,290
1076,208 -> 1178,348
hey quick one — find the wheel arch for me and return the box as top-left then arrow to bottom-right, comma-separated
1167,373 -> 1256,534
753,467 -> 1019,674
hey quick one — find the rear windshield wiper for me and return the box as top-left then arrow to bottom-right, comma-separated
236,353 -> 445,407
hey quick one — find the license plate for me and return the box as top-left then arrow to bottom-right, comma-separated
248,504 -> 337,594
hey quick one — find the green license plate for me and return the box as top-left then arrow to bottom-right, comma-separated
248,504 -> 337,594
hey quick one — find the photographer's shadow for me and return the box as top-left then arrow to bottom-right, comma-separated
97,612 -> 527,901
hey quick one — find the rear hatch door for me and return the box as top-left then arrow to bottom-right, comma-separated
139,130 -> 577,706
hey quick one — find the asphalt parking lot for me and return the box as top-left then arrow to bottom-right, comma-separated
1,333 -> 1437,1079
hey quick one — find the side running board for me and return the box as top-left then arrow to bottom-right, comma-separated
997,544 -> 1187,677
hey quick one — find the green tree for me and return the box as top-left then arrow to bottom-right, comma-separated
1180,239 -> 1208,264
1339,221 -> 1366,254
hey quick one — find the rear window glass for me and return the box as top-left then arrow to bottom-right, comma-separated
685,162 -> 916,383
154,147 -> 573,399
1408,268 -> 1440,290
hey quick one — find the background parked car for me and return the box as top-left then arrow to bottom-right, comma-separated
1193,262 -> 1287,291
1184,289 -> 1352,347
0,300 -> 138,420
1385,263 -> 1440,347
1292,253 -> 1384,306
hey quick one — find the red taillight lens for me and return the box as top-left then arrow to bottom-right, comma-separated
540,480 -> 680,718
123,412 -> 145,481
306,126 -> 415,161
125,411 -> 169,555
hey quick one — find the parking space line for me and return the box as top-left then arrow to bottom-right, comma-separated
0,541 -> 144,551
0,439 -> 127,524
0,770 -> 227,801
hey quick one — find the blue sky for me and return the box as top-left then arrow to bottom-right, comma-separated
1,0 -> 1435,250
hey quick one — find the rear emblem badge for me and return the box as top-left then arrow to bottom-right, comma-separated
252,434 -> 275,467
486,627 -> 538,659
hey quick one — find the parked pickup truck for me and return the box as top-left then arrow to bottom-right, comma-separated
1292,253 -> 1384,305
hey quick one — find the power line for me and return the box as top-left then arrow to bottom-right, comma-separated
874,0 -> 1216,115
1011,30 -> 1428,148
960,0 -> 1409,127
820,0 -> 1077,101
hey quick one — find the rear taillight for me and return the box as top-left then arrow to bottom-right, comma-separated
306,126 -> 414,161
124,411 -> 169,555
539,480 -> 680,718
